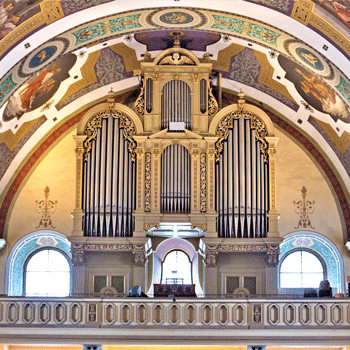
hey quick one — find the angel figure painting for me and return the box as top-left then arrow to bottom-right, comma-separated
278,55 -> 350,123
3,53 -> 77,121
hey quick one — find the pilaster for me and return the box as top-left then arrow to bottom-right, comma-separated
266,137 -> 280,238
72,135 -> 87,237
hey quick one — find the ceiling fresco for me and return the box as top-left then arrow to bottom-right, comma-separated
1,1 -> 350,239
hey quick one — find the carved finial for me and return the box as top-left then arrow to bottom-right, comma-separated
108,87 -> 115,109
238,89 -> 245,110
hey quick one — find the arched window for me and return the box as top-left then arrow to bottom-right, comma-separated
280,250 -> 324,288
6,231 -> 72,296
161,250 -> 192,284
278,233 -> 344,294
24,248 -> 70,296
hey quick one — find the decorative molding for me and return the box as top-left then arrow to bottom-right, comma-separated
215,110 -> 269,162
133,244 -> 146,266
204,245 -> 218,267
83,110 -> 137,161
41,1 -> 64,24
83,244 -> 133,251
71,244 -> 85,265
218,244 -> 268,252
291,0 -> 314,25
309,13 -> 350,57
200,152 -> 207,212
144,152 -> 151,212
265,244 -> 280,267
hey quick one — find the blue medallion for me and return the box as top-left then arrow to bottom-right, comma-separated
296,47 -> 324,71
29,46 -> 58,69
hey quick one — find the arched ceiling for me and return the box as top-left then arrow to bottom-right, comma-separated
1,0 -> 350,240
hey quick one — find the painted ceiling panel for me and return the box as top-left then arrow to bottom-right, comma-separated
1,1 -> 350,240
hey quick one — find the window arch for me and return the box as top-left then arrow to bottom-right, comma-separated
6,231 -> 71,296
280,250 -> 325,288
278,232 -> 344,293
24,248 -> 71,296
161,249 -> 192,284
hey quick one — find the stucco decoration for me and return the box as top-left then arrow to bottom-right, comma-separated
6,231 -> 71,296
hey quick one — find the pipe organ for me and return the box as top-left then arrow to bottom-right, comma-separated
73,40 -> 279,241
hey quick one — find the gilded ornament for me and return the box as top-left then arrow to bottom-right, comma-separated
215,111 -> 269,162
144,152 -> 151,212
135,81 -> 145,115
200,152 -> 207,212
83,110 -> 137,162
208,85 -> 218,116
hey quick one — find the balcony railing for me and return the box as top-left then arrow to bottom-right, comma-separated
0,295 -> 349,345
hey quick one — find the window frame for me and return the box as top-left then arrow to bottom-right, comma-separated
23,246 -> 72,297
279,248 -> 327,290
160,249 -> 193,285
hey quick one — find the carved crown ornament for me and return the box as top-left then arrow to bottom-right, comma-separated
83,110 -> 137,161
215,110 -> 269,162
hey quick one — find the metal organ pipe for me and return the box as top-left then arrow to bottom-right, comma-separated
161,80 -> 191,129
146,78 -> 153,113
161,144 -> 191,213
216,117 -> 269,238
82,115 -> 135,237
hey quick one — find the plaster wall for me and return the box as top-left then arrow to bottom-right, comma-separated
274,128 -> 350,282
6,129 -> 76,250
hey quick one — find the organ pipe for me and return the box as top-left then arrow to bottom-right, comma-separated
82,115 -> 135,237
161,144 -> 191,213
161,80 -> 191,130
216,117 -> 269,238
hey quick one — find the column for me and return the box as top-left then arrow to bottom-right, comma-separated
151,147 -> 161,213
190,149 -> 201,214
266,137 -> 280,238
71,244 -> 86,295
72,135 -> 87,237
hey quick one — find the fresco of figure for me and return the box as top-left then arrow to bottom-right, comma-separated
3,53 -> 77,121
278,55 -> 350,123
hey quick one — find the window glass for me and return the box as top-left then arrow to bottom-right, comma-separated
25,249 -> 70,296
280,250 -> 323,288
162,250 -> 192,284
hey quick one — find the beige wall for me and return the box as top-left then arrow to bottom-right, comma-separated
6,129 -> 76,250
275,128 -> 350,280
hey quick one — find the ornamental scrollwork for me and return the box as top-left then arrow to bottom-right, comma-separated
214,114 -> 232,161
208,85 -> 218,117
134,80 -> 145,116
145,152 -> 151,212
200,152 -> 207,212
83,110 -> 137,161
215,110 -> 269,162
